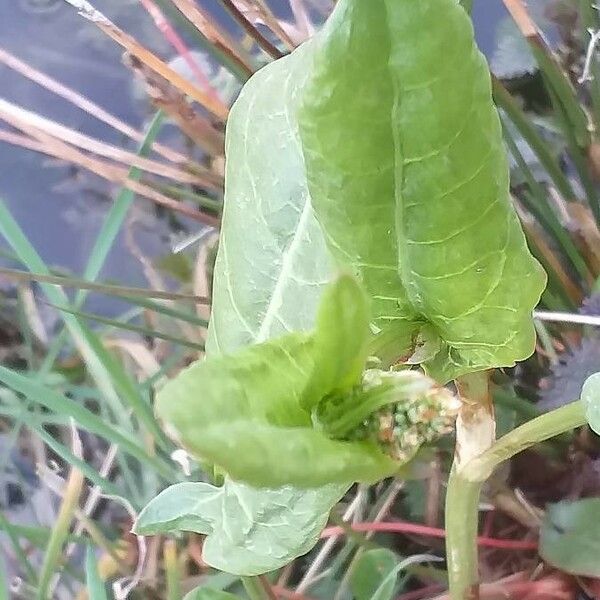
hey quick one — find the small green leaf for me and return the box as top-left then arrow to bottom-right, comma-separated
183,588 -> 238,600
134,481 -> 345,576
540,499 -> 600,577
303,272 -> 370,409
581,372 -> 600,435
85,547 -> 108,600
350,549 -> 398,600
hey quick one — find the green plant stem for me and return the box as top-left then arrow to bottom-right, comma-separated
164,540 -> 182,600
466,400 -> 586,481
445,476 -> 481,600
446,401 -> 586,599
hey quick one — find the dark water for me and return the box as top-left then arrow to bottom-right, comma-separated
0,0 -> 507,315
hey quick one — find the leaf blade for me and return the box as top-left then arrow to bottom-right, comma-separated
134,481 -> 344,576
298,0 -> 546,381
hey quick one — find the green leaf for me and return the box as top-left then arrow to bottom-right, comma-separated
156,280 -> 397,487
298,0 -> 546,382
165,39 -> 343,578
134,482 -> 344,576
85,546 -> 109,600
350,549 -> 399,600
540,498 -> 600,577
581,372 -> 600,435
302,272 -> 371,409
206,40 -> 333,356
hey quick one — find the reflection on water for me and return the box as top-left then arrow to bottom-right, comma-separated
0,0 -> 503,317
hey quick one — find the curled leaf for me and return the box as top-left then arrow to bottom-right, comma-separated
158,276 -> 459,487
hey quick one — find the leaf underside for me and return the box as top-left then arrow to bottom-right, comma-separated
134,482 -> 343,576
167,45 -> 344,576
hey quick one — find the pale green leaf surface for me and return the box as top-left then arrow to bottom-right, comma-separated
581,372 -> 600,435
156,294 -> 397,487
134,482 -> 343,576
299,0 -> 546,382
207,42 -> 333,355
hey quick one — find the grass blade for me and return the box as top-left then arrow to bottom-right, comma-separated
50,303 -> 205,352
0,511 -> 37,585
0,550 -> 9,600
0,365 -> 171,477
37,427 -> 85,598
0,200 -> 177,447
32,426 -> 124,501
85,546 -> 109,600
492,76 -> 577,203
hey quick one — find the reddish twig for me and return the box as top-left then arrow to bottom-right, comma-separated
321,521 -> 538,551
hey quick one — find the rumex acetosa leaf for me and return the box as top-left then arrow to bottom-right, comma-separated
207,42 -> 332,355
157,275 -> 397,488
134,481 -> 344,576
299,0 -> 546,382
187,42 -> 344,577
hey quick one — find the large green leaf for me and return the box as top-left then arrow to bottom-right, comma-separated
206,41 -> 332,355
178,44 -> 342,576
157,276 -> 398,487
298,0 -> 546,382
134,482 -> 343,576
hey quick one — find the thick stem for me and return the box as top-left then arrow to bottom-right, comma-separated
446,474 -> 482,600
447,371 -> 494,600
465,400 -> 586,482
446,400 -> 586,600
454,372 -> 495,476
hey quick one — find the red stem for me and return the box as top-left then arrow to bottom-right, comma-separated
320,521 -> 538,551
